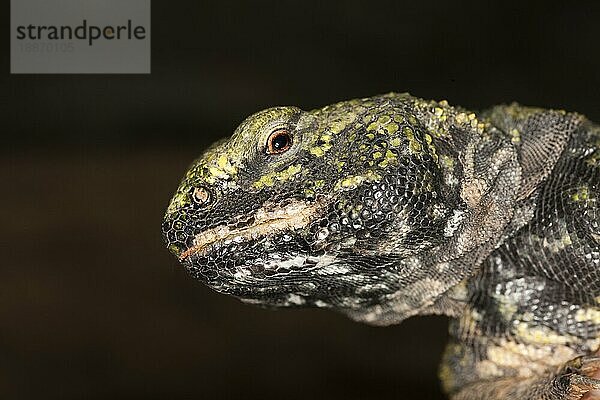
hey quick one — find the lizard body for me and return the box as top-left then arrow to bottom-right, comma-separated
163,93 -> 600,399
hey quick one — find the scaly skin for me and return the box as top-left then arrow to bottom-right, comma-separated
162,93 -> 600,399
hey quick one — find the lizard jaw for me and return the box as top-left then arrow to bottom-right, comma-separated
179,198 -> 324,260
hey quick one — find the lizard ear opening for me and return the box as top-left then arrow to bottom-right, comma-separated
348,122 -> 524,326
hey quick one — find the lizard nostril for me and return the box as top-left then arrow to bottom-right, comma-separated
192,186 -> 211,205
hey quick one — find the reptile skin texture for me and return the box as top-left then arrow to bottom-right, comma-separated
162,93 -> 600,399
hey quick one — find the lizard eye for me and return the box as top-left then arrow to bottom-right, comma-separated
266,128 -> 292,155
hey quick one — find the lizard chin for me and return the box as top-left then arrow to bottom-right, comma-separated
179,197 -> 325,260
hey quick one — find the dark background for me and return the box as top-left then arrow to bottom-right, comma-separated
2,1 -> 599,399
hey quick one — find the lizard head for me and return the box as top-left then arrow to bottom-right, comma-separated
162,94 -> 520,325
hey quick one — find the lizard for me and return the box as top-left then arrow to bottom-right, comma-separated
162,93 -> 600,399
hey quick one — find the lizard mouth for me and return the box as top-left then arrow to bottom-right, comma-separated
179,198 -> 324,260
